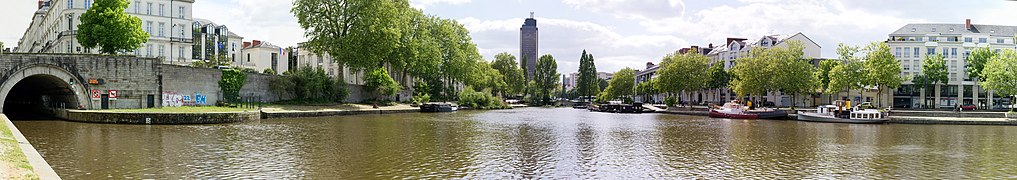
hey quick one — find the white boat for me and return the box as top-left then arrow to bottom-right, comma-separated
797,104 -> 888,124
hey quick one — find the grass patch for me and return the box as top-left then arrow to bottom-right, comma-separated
97,106 -> 254,113
1,119 -> 38,180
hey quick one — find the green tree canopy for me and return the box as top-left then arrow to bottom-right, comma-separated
529,54 -> 560,105
861,42 -> 903,107
597,67 -> 636,102
292,0 -> 409,70
491,52 -> 526,96
77,0 -> 149,54
365,67 -> 402,98
768,41 -> 815,106
979,49 -> 1017,111
815,59 -> 839,94
707,62 -> 730,89
658,51 -> 711,96
576,50 -> 600,99
966,47 -> 996,81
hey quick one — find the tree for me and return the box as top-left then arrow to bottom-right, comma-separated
827,44 -> 864,101
292,0 -> 409,70
77,0 -> 149,54
658,51 -> 711,106
814,59 -> 839,104
967,47 -> 996,81
365,67 -> 402,99
636,79 -> 658,103
861,42 -> 903,107
597,68 -> 636,102
768,41 -> 814,108
491,52 -> 526,96
921,53 -> 949,108
576,50 -> 600,101
979,49 -> 1017,112
729,48 -> 773,102
529,54 -> 560,105
466,60 -> 507,96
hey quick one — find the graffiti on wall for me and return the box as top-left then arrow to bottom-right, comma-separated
162,92 -> 209,107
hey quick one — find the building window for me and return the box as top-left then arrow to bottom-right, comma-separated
951,48 -> 957,58
179,6 -> 185,18
978,38 -> 987,43
68,16 -> 74,31
917,37 -> 923,42
964,37 -> 972,43
999,39 -> 1006,44
158,45 -> 165,57
68,0 -> 73,9
179,47 -> 184,59
146,2 -> 152,15
895,47 -> 902,57
159,4 -> 164,16
147,45 -> 153,57
928,47 -> 935,56
134,1 -> 139,13
964,49 -> 971,59
247,54 -> 251,62
85,0 -> 92,9
931,28 -> 936,32
903,47 -> 910,58
913,47 -> 920,58
145,21 -> 152,34
158,22 -> 164,37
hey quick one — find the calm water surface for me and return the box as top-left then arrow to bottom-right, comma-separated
13,108 -> 1017,179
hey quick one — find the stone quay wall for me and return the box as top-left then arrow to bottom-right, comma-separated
54,109 -> 260,124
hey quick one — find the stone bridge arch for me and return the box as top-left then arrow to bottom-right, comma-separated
0,64 -> 91,114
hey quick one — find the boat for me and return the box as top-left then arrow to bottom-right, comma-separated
797,103 -> 888,124
420,103 -> 459,112
709,104 -> 757,119
588,102 -> 650,113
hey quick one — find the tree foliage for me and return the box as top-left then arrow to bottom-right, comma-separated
365,67 -> 402,98
861,42 -> 903,107
658,51 -> 711,95
597,67 -> 636,102
980,49 -> 1017,111
826,44 -> 864,96
529,54 -> 560,105
707,63 -> 730,89
292,0 -> 408,70
917,53 -> 948,108
270,66 -> 349,104
966,47 -> 996,81
218,69 -> 247,103
814,59 -> 839,95
466,60 -> 507,96
77,0 -> 149,54
491,52 -> 526,96
576,50 -> 600,99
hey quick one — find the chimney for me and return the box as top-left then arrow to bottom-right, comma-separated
709,43 -> 714,49
965,19 -> 971,30
38,0 -> 43,9
252,40 -> 262,47
646,62 -> 655,69
243,42 -> 251,48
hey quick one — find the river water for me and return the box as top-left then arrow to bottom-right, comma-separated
12,108 -> 1017,179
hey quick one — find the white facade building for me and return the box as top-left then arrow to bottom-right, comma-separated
18,0 -> 196,65
698,32 -> 822,106
888,19 -> 1017,109
239,40 -> 286,74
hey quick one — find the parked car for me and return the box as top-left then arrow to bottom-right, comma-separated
959,104 -> 977,111
855,102 -> 876,110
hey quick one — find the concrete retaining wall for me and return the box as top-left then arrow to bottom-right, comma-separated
262,109 -> 419,119
54,109 -> 260,124
159,64 -> 292,106
890,110 -> 1006,118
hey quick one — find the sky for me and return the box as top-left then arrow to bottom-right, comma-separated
2,0 -> 1016,74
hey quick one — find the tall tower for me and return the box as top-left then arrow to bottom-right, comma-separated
520,12 -> 539,81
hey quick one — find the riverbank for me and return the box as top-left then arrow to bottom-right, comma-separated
657,107 -> 1017,126
261,104 -> 419,119
1,114 -> 58,180
56,108 -> 261,124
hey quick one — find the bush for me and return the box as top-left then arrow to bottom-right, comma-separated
365,67 -> 401,99
218,69 -> 246,103
263,68 -> 276,74
459,88 -> 507,109
269,66 -> 348,104
412,94 -> 431,105
665,96 -> 677,107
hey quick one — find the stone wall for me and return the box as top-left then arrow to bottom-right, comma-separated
159,64 -> 292,106
54,109 -> 260,124
0,54 -> 161,110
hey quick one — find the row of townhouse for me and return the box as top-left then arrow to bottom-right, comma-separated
636,19 -> 1017,109
15,0 -> 291,75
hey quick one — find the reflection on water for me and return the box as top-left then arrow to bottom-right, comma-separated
13,108 -> 1017,179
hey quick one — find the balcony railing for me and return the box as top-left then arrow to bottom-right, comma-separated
171,37 -> 194,43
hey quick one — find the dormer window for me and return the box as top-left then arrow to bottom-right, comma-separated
931,28 -> 936,32
911,28 -> 916,32
949,28 -> 954,32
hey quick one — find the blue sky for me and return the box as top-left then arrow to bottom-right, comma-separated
3,0 -> 1015,74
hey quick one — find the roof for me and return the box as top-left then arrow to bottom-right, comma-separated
891,23 -> 1017,36
243,41 -> 281,50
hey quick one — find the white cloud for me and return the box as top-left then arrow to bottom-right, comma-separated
411,0 -> 472,9
562,0 -> 686,19
460,17 -> 689,73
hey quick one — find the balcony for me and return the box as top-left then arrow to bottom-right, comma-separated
171,37 -> 194,43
